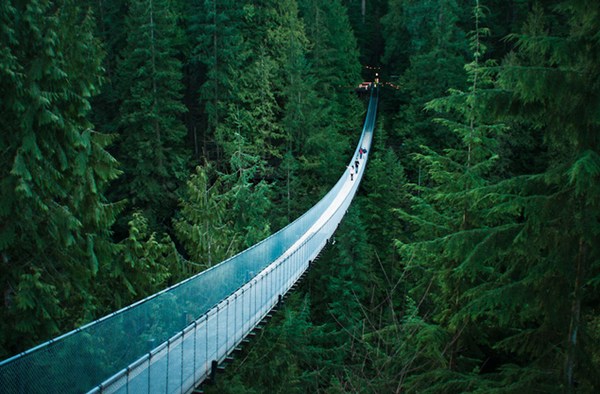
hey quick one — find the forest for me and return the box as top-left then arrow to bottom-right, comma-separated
0,0 -> 599,392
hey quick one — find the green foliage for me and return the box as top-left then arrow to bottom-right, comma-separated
222,135 -> 273,248
96,212 -> 181,310
0,0 -> 121,357
361,126 -> 408,260
205,293 -> 329,394
299,0 -> 363,132
174,164 -> 235,266
390,1 -> 600,391
382,0 -> 470,178
114,0 -> 190,228
306,208 -> 374,332
188,0 -> 246,159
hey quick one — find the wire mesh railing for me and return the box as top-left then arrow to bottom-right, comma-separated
0,88 -> 378,394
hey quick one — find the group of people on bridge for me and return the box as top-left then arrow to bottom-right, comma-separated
348,147 -> 367,181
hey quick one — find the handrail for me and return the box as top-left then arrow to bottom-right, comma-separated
0,88 -> 378,394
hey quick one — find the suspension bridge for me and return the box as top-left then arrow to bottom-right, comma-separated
0,88 -> 379,394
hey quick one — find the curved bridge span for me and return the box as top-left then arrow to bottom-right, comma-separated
0,88 -> 378,394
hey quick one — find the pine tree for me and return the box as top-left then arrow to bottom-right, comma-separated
173,164 -> 236,267
391,2 -> 514,391
393,1 -> 600,391
114,0 -> 190,229
381,0 -> 470,179
188,0 -> 245,162
481,2 -> 600,389
95,212 -> 180,311
0,0 -> 121,357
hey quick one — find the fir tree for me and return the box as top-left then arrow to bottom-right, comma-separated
114,0 -> 190,229
394,1 -> 600,391
381,0 -> 470,179
482,2 -> 600,389
0,0 -> 121,357
392,2 -> 514,391
173,164 -> 236,267
188,0 -> 245,162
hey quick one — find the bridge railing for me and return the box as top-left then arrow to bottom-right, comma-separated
0,89 -> 378,394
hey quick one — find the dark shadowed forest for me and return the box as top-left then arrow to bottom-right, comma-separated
1,0 -> 599,392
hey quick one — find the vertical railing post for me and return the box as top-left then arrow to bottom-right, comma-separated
254,280 -> 257,322
234,293 -> 238,344
225,299 -> 229,352
204,315 -> 209,378
166,339 -> 170,393
215,306 -> 219,361
241,288 -> 245,334
193,321 -> 197,387
148,351 -> 152,393
180,331 -> 184,394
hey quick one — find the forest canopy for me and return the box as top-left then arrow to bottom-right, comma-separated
1,0 -> 599,392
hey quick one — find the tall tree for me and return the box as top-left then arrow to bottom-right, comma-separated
483,2 -> 600,389
393,1 -> 600,391
0,0 -> 121,357
174,164 -> 236,266
391,2 -> 514,391
381,0 -> 470,179
188,0 -> 245,163
298,0 -> 364,186
114,0 -> 190,229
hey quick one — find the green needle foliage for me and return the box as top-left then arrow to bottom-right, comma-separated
0,0 -> 122,357
114,0 -> 190,229
174,164 -> 234,267
393,1 -> 600,391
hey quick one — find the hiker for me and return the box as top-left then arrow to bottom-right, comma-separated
348,165 -> 355,181
355,158 -> 360,172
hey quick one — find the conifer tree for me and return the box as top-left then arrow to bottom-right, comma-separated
84,0 -> 128,137
299,0 -> 363,125
392,2 -> 513,391
267,0 -> 330,223
114,0 -> 190,229
0,0 -> 121,357
298,0 -> 363,185
481,2 -> 600,389
204,294 -> 328,393
188,0 -> 245,162
382,0 -> 470,178
216,49 -> 284,170
173,164 -> 235,267
221,132 -> 273,248
394,1 -> 600,391
95,212 -> 181,311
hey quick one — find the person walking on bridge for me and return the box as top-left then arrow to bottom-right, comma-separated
348,165 -> 355,181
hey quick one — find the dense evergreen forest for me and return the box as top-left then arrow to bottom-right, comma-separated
1,0 -> 599,392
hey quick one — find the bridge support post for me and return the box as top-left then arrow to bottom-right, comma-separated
210,360 -> 218,384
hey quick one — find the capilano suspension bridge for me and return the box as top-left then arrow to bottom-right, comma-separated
0,87 -> 379,394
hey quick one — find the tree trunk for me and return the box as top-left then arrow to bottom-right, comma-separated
565,237 -> 586,392
361,0 -> 366,23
